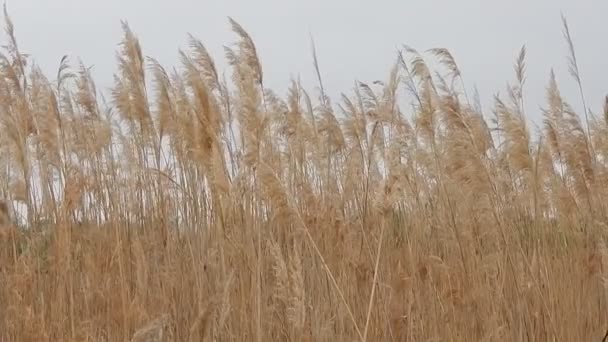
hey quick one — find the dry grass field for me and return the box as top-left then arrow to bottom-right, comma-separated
0,7 -> 608,341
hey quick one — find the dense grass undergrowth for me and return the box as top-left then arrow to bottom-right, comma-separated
1,7 -> 608,341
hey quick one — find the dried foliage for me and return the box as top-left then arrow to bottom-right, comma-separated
0,9 -> 607,342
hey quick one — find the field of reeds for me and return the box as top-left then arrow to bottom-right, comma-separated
0,7 -> 607,341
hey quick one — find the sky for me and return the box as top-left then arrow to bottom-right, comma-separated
3,0 -> 608,127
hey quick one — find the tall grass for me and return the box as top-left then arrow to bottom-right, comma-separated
0,9 -> 607,341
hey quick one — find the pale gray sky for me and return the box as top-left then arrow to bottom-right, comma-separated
4,0 -> 608,125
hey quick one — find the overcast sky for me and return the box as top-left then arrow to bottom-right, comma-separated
4,0 -> 607,126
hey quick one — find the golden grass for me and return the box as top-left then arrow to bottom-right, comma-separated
0,8 -> 607,341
